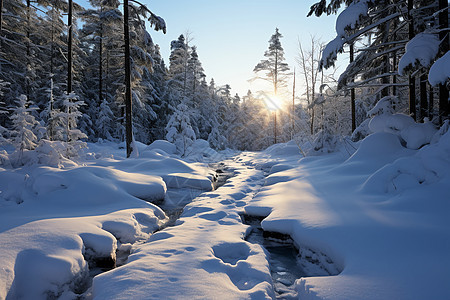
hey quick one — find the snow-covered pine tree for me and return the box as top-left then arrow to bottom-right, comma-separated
53,92 -> 87,157
167,34 -> 190,109
9,95 -> 43,163
96,98 -> 115,140
253,28 -> 291,96
166,103 -> 196,156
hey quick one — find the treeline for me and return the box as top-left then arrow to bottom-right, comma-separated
0,0 -> 285,160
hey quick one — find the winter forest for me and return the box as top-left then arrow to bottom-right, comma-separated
0,0 -> 449,299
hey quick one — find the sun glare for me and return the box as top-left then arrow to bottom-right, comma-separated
264,95 -> 283,111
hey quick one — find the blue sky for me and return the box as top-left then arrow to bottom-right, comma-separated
79,0 -> 342,97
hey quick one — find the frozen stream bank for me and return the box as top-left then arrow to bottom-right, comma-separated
92,152 -> 339,299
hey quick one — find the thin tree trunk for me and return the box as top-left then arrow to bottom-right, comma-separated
26,0 -> 31,100
0,0 -> 3,50
311,39 -> 316,135
67,0 -> 73,94
274,49 -> 278,95
438,0 -> 449,123
392,46 -> 397,110
292,68 -> 295,139
419,73 -> 428,122
124,0 -> 133,157
408,0 -> 416,120
274,111 -> 277,144
350,43 -> 356,132
381,20 -> 390,98
429,85 -> 434,119
99,6 -> 103,102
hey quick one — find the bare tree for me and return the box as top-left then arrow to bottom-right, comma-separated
296,35 -> 324,134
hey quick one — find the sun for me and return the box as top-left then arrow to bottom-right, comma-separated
264,94 -> 283,111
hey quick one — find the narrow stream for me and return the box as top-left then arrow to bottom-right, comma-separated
242,214 -> 306,299
84,159 -> 337,299
159,162 -> 233,229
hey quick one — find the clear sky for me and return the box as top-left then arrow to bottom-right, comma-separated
145,0 -> 341,97
78,0 -> 343,98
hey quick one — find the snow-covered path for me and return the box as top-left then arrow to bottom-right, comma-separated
2,133 -> 450,300
92,152 -> 278,299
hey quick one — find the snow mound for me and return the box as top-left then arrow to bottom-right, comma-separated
145,140 -> 177,155
28,165 -> 167,204
368,113 -> 415,135
369,114 -> 436,149
264,140 -> 302,157
161,173 -> 213,190
363,127 -> 450,194
343,132 -> 412,170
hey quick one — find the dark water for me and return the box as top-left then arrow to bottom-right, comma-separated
243,216 -> 306,299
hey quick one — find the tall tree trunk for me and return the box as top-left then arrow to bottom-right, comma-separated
274,111 -> 277,144
408,0 -> 416,121
381,20 -> 390,98
99,7 -> 103,102
310,41 -> 316,135
350,43 -> 356,132
26,0 -> 31,100
124,0 -> 133,157
392,47 -> 397,109
67,0 -> 73,94
0,0 -> 3,50
291,69 -> 295,139
428,85 -> 434,119
438,0 -> 449,123
419,73 -> 428,122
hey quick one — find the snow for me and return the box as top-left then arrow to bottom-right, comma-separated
398,33 -> 440,75
92,152 -> 275,299
0,140 -> 216,299
245,129 -> 450,299
428,50 -> 450,86
1,125 -> 450,299
320,36 -> 344,69
335,0 -> 370,37
145,139 -> 177,155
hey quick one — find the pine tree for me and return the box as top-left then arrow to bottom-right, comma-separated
9,95 -> 43,162
166,103 -> 196,156
253,28 -> 291,96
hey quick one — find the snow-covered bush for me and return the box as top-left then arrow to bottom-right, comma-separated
208,126 -> 227,150
311,127 -> 340,154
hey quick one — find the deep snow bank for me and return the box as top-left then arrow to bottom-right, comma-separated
0,140 -> 217,299
245,127 -> 450,300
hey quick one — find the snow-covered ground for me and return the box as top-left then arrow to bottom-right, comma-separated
1,126 -> 450,299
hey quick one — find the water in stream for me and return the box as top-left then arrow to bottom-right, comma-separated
243,216 -> 306,299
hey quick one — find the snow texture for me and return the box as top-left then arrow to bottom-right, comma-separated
1,125 -> 450,299
428,50 -> 450,86
398,33 -> 440,75
335,0 -> 370,37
